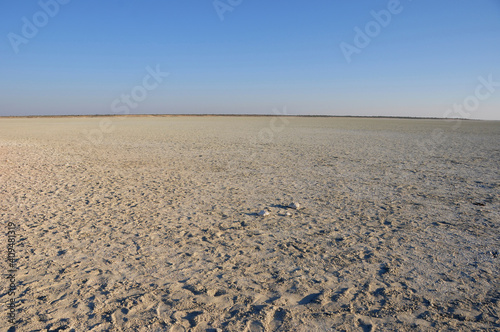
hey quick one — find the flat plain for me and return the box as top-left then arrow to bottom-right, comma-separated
0,116 -> 499,331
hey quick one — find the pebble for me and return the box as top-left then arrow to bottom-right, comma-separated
289,202 -> 301,210
258,210 -> 270,217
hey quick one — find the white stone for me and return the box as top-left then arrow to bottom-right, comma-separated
258,210 -> 270,217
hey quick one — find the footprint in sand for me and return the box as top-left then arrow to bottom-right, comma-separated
247,320 -> 265,332
169,325 -> 185,332
267,307 -> 287,330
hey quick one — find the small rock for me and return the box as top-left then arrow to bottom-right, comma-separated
289,202 -> 301,210
285,212 -> 292,216
258,210 -> 270,217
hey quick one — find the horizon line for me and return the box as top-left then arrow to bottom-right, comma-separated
0,114 -> 491,121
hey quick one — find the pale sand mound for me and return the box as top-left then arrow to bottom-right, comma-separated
0,116 -> 499,331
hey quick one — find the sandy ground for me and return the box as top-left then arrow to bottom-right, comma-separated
0,116 -> 499,331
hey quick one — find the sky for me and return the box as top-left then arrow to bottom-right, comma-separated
0,0 -> 499,119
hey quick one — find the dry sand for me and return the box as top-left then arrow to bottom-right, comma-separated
0,116 -> 499,331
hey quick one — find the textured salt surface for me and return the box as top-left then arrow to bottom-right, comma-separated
0,116 -> 499,331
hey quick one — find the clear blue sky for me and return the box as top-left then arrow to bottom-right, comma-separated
1,0 -> 499,119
